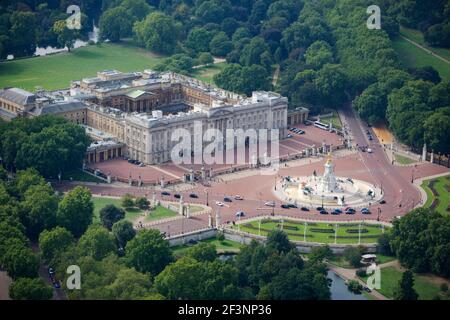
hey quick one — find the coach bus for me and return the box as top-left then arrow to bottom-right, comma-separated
314,121 -> 329,130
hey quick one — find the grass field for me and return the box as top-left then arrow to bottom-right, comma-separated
91,196 -> 144,223
171,238 -> 242,258
190,62 -> 227,84
143,205 -> 177,223
232,219 -> 387,245
62,169 -> 105,183
400,26 -> 450,62
0,41 -> 165,91
394,153 -> 417,165
361,266 -> 449,300
392,35 -> 450,81
420,175 -> 450,216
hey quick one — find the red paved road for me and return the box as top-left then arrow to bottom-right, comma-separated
57,105 -> 449,236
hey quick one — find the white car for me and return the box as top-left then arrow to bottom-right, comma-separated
367,148 -> 373,153
215,201 -> 224,207
265,201 -> 275,207
234,195 -> 243,200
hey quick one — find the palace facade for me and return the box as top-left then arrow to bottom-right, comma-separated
0,70 -> 292,165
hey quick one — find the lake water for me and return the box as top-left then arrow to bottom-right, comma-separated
328,270 -> 367,300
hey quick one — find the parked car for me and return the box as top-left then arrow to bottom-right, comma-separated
298,129 -> 305,134
316,207 -> 324,211
380,200 -> 386,204
234,195 -> 243,200
216,201 -> 224,207
281,204 -> 290,209
331,209 -> 342,215
189,193 -> 198,198
319,210 -> 329,215
235,211 -> 245,217
345,208 -> 356,214
287,203 -> 298,208
161,191 -> 170,196
223,197 -> 232,202
361,208 -> 371,214
265,201 -> 276,207
300,207 -> 310,211
138,163 -> 145,167
174,194 -> 181,199
287,134 -> 293,138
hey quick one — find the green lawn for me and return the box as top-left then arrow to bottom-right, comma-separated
420,175 -> 450,216
400,26 -> 450,62
0,41 -> 165,91
91,196 -> 144,223
62,169 -> 105,183
190,62 -> 227,84
232,219 -> 387,245
394,153 -> 417,165
171,238 -> 242,258
361,266 -> 449,300
143,205 -> 177,223
328,253 -> 396,269
392,35 -> 450,81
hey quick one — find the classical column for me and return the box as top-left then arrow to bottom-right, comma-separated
178,195 -> 184,216
422,143 -> 427,162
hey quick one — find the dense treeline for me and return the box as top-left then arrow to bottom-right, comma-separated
1,1 -> 449,153
379,0 -> 450,47
378,208 -> 450,278
0,115 -> 91,177
0,166 -> 331,299
0,0 -> 101,58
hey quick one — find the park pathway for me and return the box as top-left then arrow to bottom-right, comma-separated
399,35 -> 450,65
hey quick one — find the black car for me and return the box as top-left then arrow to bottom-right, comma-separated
316,207 -> 324,211
380,200 -> 386,204
319,210 -> 329,215
300,207 -> 310,211
189,193 -> 198,198
161,191 -> 170,196
281,204 -> 290,209
174,194 -> 181,199
223,197 -> 232,202
287,203 -> 298,208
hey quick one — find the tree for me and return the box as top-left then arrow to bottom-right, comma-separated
133,12 -> 179,54
125,229 -> 173,275
309,245 -> 333,263
14,168 -> 46,197
343,247 -> 363,268
239,37 -> 271,67
185,27 -> 213,53
100,204 -> 125,230
313,64 -> 348,108
197,52 -> 214,66
52,20 -> 77,52
112,220 -> 136,249
20,183 -> 59,239
9,11 -> 37,57
3,244 -> 39,279
120,0 -> 153,21
78,225 -> 117,260
394,270 -> 419,300
39,227 -> 74,263
135,197 -> 150,210
9,278 -> 53,300
424,108 -> 450,154
106,268 -> 154,299
266,230 -> 294,253
154,257 -> 240,299
99,7 -> 133,42
121,194 -> 134,209
57,186 -> 94,237
209,32 -> 233,57
305,40 -> 334,69
186,242 -> 217,262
